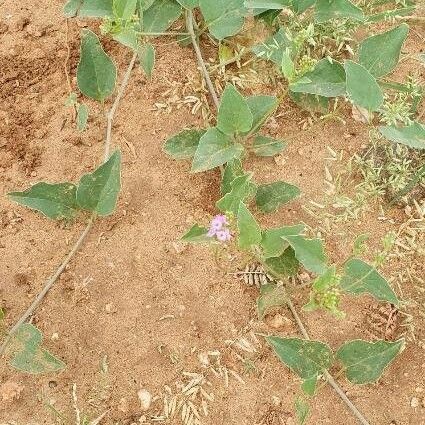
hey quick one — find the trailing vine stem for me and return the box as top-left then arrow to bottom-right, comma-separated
0,51 -> 138,358
184,10 -> 372,418
186,9 -> 220,111
251,247 -> 371,425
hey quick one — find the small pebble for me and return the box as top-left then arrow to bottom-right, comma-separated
138,389 -> 152,411
411,397 -> 419,408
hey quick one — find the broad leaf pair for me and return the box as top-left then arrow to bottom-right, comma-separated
268,336 -> 404,391
9,151 -> 122,220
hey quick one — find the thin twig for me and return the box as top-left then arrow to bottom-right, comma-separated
104,51 -> 138,161
0,52 -> 138,358
185,10 -> 220,111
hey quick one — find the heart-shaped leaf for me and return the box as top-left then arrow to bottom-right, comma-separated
9,183 -> 78,220
164,129 -> 206,159
143,0 -> 182,32
9,324 -> 65,374
358,24 -> 409,78
336,339 -> 405,384
344,60 -> 383,112
237,202 -> 262,250
379,122 -> 425,150
340,259 -> 399,305
267,337 -> 333,386
256,181 -> 300,213
290,59 -> 346,97
76,150 -> 122,216
77,30 -> 117,101
191,128 -> 244,172
218,85 -> 253,135
200,0 -> 247,40
283,235 -> 327,275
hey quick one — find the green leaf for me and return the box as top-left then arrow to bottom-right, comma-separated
257,284 -> 287,319
77,30 -> 117,101
137,0 -> 156,11
176,0 -> 198,8
379,122 -> 425,150
9,324 -> 65,374
9,183 -> 78,220
64,0 -> 83,17
261,224 -> 305,258
344,60 -> 383,112
289,91 -> 329,113
265,247 -> 299,278
256,181 -> 300,213
283,235 -> 327,275
244,0 -> 291,8
295,396 -> 310,424
292,0 -> 315,14
138,43 -> 155,78
252,135 -> 286,157
182,224 -> 211,243
164,129 -> 206,159
191,128 -> 244,173
77,103 -> 89,131
78,0 -> 114,17
113,27 -> 139,49
245,95 -> 278,134
76,150 -> 121,216
281,49 -> 295,80
218,85 -> 253,135
253,28 -> 294,65
301,376 -> 317,396
290,59 -> 346,98
314,0 -> 364,23
267,337 -> 333,383
114,0 -> 137,20
358,24 -> 409,78
340,259 -> 399,305
221,160 -> 244,195
237,202 -> 262,250
255,9 -> 280,25
336,339 -> 405,384
143,0 -> 182,32
200,0 -> 247,40
217,173 -> 254,215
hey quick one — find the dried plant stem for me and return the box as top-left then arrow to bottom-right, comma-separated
186,10 -> 220,111
0,52 -> 138,358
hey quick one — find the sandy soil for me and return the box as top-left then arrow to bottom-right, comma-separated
0,1 -> 424,424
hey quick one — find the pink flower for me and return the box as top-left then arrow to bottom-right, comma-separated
216,228 -> 231,242
207,214 -> 232,242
